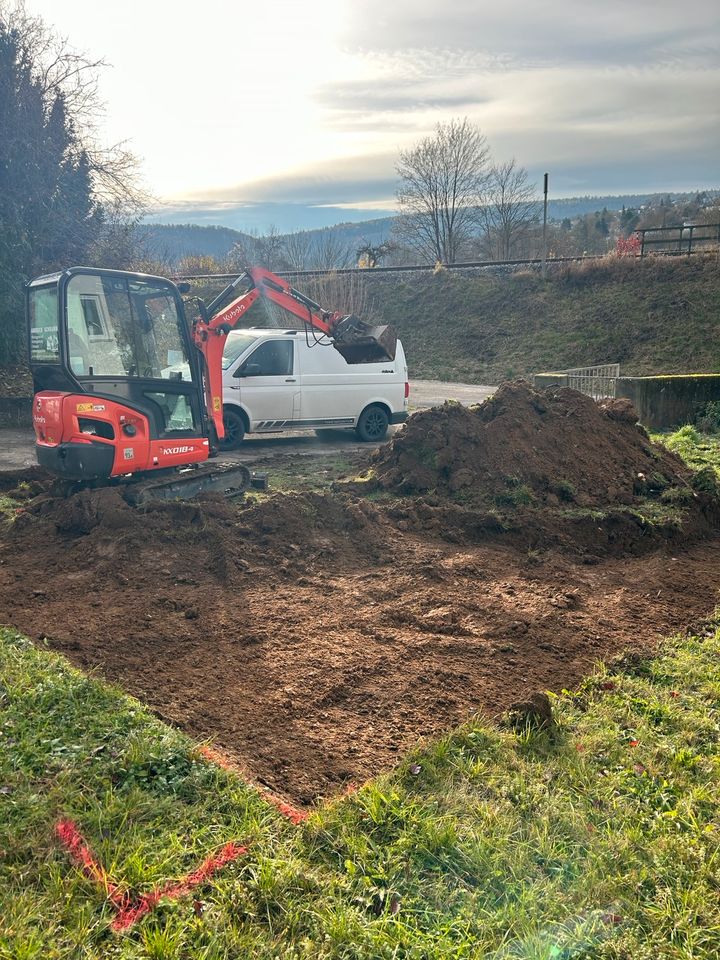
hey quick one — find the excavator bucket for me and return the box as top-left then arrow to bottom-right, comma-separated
331,315 -> 397,365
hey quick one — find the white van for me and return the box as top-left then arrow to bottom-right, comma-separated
219,328 -> 409,448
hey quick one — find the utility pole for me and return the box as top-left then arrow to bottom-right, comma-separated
541,172 -> 549,279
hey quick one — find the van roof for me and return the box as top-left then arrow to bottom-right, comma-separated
229,327 -> 403,345
228,327 -> 300,336
226,328 -> 405,358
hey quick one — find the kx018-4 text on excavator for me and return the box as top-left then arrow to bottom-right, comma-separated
27,265 -> 397,502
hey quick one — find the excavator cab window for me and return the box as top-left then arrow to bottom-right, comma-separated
64,273 -> 191,380
29,284 -> 60,364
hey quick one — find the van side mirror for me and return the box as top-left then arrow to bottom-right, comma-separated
236,361 -> 262,378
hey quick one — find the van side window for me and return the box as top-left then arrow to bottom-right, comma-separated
242,340 -> 293,376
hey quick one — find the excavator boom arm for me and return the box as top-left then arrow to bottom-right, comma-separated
191,266 -> 396,442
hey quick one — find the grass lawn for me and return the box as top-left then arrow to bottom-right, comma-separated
655,427 -> 720,476
2,623 -> 720,958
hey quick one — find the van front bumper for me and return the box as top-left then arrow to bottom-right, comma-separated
390,411 -> 409,425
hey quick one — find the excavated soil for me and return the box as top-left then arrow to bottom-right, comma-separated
372,382 -> 691,505
2,383 -> 720,804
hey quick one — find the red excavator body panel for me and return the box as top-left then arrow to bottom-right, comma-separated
33,391 -> 209,480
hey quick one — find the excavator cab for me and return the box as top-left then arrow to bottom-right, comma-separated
27,267 -> 209,480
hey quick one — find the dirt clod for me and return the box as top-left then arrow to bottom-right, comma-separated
506,692 -> 555,730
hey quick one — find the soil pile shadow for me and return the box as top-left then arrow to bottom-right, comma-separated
372,381 -> 690,506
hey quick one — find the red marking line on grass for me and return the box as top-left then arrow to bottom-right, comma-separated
263,793 -> 309,825
55,819 -> 125,907
198,744 -> 309,824
111,841 -> 247,931
55,819 -> 247,931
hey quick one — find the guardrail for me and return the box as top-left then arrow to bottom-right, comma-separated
563,364 -> 619,399
173,254 -> 599,283
534,365 -> 620,400
638,223 -> 720,257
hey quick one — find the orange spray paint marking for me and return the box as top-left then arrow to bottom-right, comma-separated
55,819 -> 247,931
55,819 -> 125,907
262,793 -> 309,825
198,744 -> 309,825
111,841 -> 247,931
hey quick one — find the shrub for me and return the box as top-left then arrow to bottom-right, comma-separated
696,401 -> 720,434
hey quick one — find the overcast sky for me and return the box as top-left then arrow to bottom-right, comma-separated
24,0 -> 720,221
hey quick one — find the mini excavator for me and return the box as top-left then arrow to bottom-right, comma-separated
27,265 -> 396,500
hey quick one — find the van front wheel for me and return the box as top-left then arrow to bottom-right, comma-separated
219,409 -> 246,450
356,405 -> 389,442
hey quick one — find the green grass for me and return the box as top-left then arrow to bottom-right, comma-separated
655,427 -> 720,475
375,256 -> 720,384
3,623 -> 720,958
257,453 -> 360,495
0,494 -> 20,521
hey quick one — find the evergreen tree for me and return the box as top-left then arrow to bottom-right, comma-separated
0,5 -> 141,364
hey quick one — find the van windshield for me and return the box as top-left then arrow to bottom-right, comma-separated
222,332 -> 259,370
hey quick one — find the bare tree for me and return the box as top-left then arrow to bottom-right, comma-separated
311,230 -> 355,271
0,1 -> 148,360
301,271 -> 376,322
394,118 -> 490,264
254,224 -> 287,270
226,230 -> 260,271
478,159 -> 540,260
1,2 -> 147,215
282,230 -> 313,270
226,225 -> 287,271
356,239 -> 392,268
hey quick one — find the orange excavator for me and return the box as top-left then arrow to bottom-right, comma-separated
27,265 -> 396,500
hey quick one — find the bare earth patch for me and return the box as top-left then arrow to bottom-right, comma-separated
2,384 -> 719,803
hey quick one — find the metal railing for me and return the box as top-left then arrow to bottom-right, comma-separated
559,364 -> 620,400
638,223 -> 720,257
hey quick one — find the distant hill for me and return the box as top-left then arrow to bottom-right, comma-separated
139,219 -> 397,268
545,191 -> 718,219
142,190 -> 719,266
140,224 -> 250,264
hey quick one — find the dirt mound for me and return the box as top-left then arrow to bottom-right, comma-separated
13,483 -> 393,583
371,381 -> 690,506
1,408 -> 719,803
2,477 -> 720,802
0,466 -> 53,499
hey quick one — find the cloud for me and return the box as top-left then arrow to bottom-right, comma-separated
341,0 -> 719,67
307,11 -> 720,194
180,153 -> 400,207
162,0 -> 720,211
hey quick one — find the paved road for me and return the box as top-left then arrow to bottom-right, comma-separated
0,379 -> 496,471
410,379 -> 495,410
